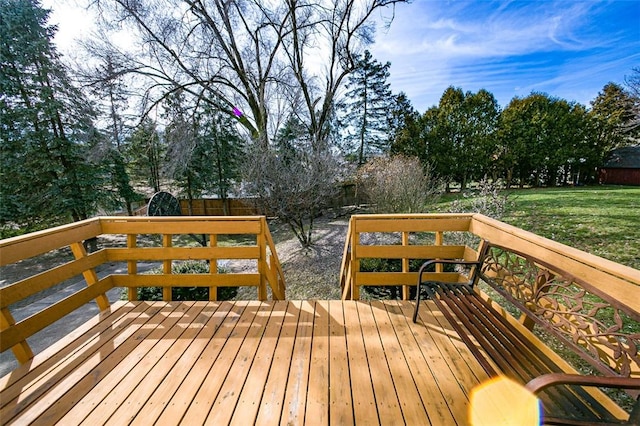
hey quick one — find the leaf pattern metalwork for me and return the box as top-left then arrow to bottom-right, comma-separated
481,246 -> 640,378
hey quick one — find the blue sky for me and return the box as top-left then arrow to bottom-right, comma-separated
45,0 -> 639,113
370,0 -> 640,111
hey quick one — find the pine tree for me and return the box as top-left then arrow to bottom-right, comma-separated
164,94 -> 245,214
388,92 -> 421,157
589,83 -> 638,158
127,118 -> 164,193
1,0 -> 106,232
342,50 -> 393,165
201,107 -> 245,209
86,54 -> 141,215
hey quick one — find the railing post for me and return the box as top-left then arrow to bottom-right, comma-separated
70,242 -> 110,310
0,308 -> 33,363
402,231 -> 410,300
127,234 -> 138,301
435,231 -> 444,273
351,217 -> 359,300
258,218 -> 267,301
339,218 -> 353,300
163,234 -> 172,301
209,234 -> 218,301
263,223 -> 286,300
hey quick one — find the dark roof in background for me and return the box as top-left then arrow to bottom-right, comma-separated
602,146 -> 640,169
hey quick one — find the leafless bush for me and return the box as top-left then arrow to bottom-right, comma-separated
357,155 -> 441,213
448,178 -> 511,218
446,178 -> 512,247
241,142 -> 340,248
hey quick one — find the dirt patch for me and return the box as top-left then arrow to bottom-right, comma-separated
272,217 -> 348,300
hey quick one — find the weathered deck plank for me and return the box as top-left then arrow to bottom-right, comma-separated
128,300 -> 237,424
327,300 -> 353,426
342,299 -> 379,424
1,300 -> 489,425
279,300 -> 315,425
178,301 -> 263,424
252,300 -> 303,425
305,300 -> 330,425
385,301 -> 458,425
356,301 -> 404,423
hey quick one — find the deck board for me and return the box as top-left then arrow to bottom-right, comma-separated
253,300 -> 303,425
327,300 -> 353,426
1,300 -> 491,425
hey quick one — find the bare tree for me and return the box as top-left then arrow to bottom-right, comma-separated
87,0 -> 407,246
624,67 -> 640,133
88,0 -> 407,144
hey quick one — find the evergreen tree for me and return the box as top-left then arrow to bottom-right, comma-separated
438,87 -> 499,189
464,89 -> 500,182
497,93 -> 591,187
164,95 -> 245,214
204,109 -> 245,212
0,0 -> 106,232
589,83 -> 638,161
387,92 -> 420,150
86,54 -> 141,215
342,50 -> 393,165
127,118 -> 164,193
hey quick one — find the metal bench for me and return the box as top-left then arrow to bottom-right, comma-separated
413,240 -> 640,425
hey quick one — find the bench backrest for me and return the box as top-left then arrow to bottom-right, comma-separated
478,243 -> 640,380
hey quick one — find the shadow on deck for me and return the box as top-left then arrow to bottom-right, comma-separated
0,300 -> 491,425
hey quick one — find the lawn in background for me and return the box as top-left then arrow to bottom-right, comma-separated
442,185 -> 639,270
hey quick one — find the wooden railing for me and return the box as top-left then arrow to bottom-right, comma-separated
0,216 -> 285,364
340,214 -> 480,300
339,213 -> 640,419
340,213 -> 640,306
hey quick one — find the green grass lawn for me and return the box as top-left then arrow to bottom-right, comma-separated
438,185 -> 640,270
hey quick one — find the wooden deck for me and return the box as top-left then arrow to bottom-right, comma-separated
0,300 -> 495,425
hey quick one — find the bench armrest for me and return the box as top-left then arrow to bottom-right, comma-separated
525,373 -> 640,394
417,259 -> 483,285
526,374 -> 640,424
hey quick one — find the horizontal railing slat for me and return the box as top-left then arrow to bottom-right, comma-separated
0,250 -> 108,309
105,246 -> 260,261
0,219 -> 101,266
99,217 -> 262,235
356,272 -> 461,286
356,245 -> 466,260
353,216 -> 472,233
111,274 -> 261,287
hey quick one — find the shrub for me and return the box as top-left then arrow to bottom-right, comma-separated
357,155 -> 441,213
446,178 -> 512,248
124,260 -> 237,301
448,178 -> 511,219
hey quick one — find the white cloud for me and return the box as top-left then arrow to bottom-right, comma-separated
370,0 -> 638,110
